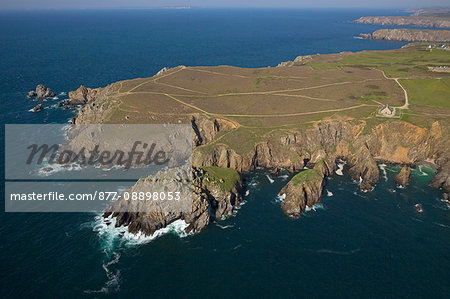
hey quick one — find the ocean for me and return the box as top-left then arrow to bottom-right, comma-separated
0,8 -> 448,298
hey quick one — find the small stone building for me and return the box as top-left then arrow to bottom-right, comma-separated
379,104 -> 393,116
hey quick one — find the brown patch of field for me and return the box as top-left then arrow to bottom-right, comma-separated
178,94 -> 357,115
286,79 -> 404,106
117,93 -> 196,114
129,80 -> 203,95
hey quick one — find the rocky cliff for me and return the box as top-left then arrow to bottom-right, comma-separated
69,85 -> 99,106
395,166 -> 412,187
103,166 -> 243,236
192,116 -> 449,215
360,29 -> 450,42
354,16 -> 450,29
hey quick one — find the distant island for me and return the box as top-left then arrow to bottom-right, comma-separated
65,42 -> 450,236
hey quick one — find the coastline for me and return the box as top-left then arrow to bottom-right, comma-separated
64,43 -> 450,236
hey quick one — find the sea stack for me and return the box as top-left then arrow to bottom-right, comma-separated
28,84 -> 56,99
395,166 -> 412,187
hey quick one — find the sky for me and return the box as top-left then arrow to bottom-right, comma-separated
0,0 -> 448,10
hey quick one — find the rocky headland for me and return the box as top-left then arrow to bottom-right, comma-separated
68,45 -> 450,236
360,29 -> 450,42
354,16 -> 450,29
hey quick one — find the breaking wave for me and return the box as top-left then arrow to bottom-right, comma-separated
379,163 -> 388,181
304,202 -> 325,212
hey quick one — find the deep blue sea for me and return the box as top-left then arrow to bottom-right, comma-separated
0,8 -> 449,298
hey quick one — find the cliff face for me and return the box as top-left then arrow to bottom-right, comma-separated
92,114 -> 449,229
360,29 -> 450,42
71,85 -> 118,124
104,166 -> 242,236
354,16 -> 450,29
279,161 -> 330,217
194,118 -> 447,187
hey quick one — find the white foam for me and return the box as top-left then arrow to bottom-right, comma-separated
379,163 -> 388,181
276,193 -> 286,203
124,219 -> 190,245
278,174 -> 289,180
59,92 -> 67,96
304,202 -> 324,212
418,165 -> 428,176
216,223 -> 235,229
84,251 -> 121,294
266,174 -> 274,184
94,215 -> 190,248
335,160 -> 346,176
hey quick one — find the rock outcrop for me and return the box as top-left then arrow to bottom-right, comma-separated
69,85 -> 98,106
354,16 -> 450,29
360,29 -> 450,42
28,84 -> 56,99
103,166 -> 242,236
31,103 -> 43,112
430,161 -> 450,190
394,166 -> 412,187
279,161 -> 327,217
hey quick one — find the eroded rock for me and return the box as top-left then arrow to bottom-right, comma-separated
28,84 -> 56,99
395,166 -> 412,187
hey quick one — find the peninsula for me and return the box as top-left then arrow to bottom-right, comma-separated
70,43 -> 450,236
355,8 -> 450,42
360,29 -> 450,42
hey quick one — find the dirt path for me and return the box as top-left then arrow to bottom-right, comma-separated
378,69 -> 409,109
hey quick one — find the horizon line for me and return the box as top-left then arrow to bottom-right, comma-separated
1,6 -> 447,12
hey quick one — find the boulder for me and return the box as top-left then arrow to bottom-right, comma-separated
415,203 -> 423,213
27,90 -> 37,98
31,104 -> 43,112
58,99 -> 71,107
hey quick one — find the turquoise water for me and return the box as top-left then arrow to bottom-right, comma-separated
1,8 -> 449,298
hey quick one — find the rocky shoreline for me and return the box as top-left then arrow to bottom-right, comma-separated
360,29 -> 450,42
354,16 -> 450,29
67,60 -> 449,237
